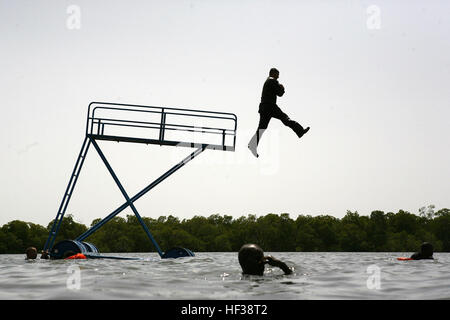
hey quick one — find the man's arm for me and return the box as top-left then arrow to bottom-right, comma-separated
264,255 -> 292,275
276,82 -> 285,97
410,252 -> 421,260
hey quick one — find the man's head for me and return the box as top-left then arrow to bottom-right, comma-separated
420,242 -> 433,257
238,244 -> 266,275
25,247 -> 37,260
269,68 -> 279,79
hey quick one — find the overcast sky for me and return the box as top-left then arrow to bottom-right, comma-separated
0,0 -> 449,227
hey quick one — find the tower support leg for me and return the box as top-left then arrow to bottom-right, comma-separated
76,143 -> 205,245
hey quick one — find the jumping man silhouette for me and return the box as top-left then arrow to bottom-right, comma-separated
248,68 -> 310,158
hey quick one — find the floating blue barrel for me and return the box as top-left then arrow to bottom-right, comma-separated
161,247 -> 195,259
50,239 -> 99,259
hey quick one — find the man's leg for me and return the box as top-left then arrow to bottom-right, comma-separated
248,112 -> 271,157
272,105 -> 308,138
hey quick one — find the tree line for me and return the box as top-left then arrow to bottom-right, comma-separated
1,206 -> 449,254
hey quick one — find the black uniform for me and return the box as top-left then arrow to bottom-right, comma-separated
410,242 -> 434,260
249,77 -> 305,148
410,252 -> 434,260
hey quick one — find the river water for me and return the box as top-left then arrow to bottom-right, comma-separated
0,252 -> 448,300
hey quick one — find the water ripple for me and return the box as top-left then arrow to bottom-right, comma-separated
0,252 -> 449,299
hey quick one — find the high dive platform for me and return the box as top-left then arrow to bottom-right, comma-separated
42,102 -> 237,259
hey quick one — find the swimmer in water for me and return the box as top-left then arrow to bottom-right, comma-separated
25,247 -> 37,260
410,242 -> 434,260
238,244 -> 292,276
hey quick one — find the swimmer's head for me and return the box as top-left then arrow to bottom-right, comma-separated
25,247 -> 37,260
420,242 -> 433,257
238,244 -> 265,276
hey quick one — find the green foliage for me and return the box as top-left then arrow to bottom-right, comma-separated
46,214 -> 88,245
1,220 -> 48,253
1,207 -> 449,254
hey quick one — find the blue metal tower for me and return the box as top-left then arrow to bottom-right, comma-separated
42,102 -> 237,259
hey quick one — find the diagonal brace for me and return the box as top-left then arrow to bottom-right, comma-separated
77,137 -> 206,257
89,137 -> 165,257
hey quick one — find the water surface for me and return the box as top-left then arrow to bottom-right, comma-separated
0,252 -> 448,299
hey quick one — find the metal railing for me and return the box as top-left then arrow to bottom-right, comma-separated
86,102 -> 237,151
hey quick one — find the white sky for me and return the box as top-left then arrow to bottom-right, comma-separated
0,0 -> 449,226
